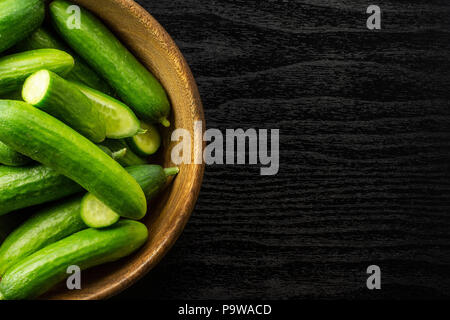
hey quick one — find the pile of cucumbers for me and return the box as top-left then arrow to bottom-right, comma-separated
0,0 -> 177,300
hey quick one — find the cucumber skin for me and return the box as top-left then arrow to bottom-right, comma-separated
24,70 -> 106,143
0,49 -> 75,95
0,196 -> 86,276
50,0 -> 171,125
0,100 -> 147,219
14,27 -> 113,95
0,141 -> 31,166
0,220 -> 148,300
71,81 -> 141,139
0,0 -> 45,53
101,139 -> 147,167
127,165 -> 168,201
0,165 -> 82,217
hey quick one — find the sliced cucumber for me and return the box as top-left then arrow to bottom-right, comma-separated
126,122 -> 161,157
22,69 -> 106,143
71,81 -> 140,139
81,193 -> 120,228
81,165 -> 179,228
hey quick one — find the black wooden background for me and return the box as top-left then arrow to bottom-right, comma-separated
117,0 -> 450,299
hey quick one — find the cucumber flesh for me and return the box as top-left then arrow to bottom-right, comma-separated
126,122 -> 161,156
23,69 -> 106,143
81,165 -> 179,228
81,193 -> 119,228
71,81 -> 141,139
0,220 -> 148,300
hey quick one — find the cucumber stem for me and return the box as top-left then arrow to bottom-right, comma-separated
160,117 -> 170,128
137,128 -> 148,135
164,167 -> 179,177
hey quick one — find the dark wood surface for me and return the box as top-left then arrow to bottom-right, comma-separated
117,0 -> 450,299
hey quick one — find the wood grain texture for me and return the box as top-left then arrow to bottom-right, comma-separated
112,0 -> 450,299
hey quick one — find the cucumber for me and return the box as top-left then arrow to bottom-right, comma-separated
0,165 -> 82,217
22,69 -> 106,143
0,196 -> 86,276
0,0 -> 45,53
101,139 -> 147,167
71,81 -> 141,139
50,0 -> 171,127
0,100 -> 147,219
0,141 -> 31,166
14,27 -> 113,94
126,122 -> 161,156
97,145 -> 126,160
0,49 -> 74,95
81,165 -> 179,228
0,220 -> 148,300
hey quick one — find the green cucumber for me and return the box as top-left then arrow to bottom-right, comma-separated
0,165 -> 82,217
126,122 -> 161,156
0,49 -> 74,95
0,220 -> 148,300
101,139 -> 147,167
81,165 -> 179,228
0,0 -> 45,53
22,69 -> 106,143
0,141 -> 31,166
0,100 -> 147,219
0,196 -> 86,276
71,81 -> 141,139
50,0 -> 171,127
14,27 -> 113,94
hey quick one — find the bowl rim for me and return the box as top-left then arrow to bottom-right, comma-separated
65,0 -> 205,300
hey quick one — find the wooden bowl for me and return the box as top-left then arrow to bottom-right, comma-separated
45,0 -> 205,300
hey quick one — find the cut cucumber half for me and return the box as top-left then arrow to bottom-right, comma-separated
22,70 -> 106,143
71,81 -> 140,139
80,193 -> 119,228
126,122 -> 161,157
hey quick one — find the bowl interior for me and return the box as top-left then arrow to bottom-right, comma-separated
44,0 -> 205,300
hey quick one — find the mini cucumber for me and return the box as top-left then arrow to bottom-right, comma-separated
0,49 -> 74,95
0,100 -> 147,219
126,122 -> 161,156
50,0 -> 171,127
0,220 -> 148,300
81,165 -> 179,228
0,196 -> 86,276
14,27 -> 113,94
0,141 -> 31,166
23,70 -> 106,143
0,165 -> 82,217
101,139 -> 147,167
0,0 -> 45,53
71,81 -> 141,139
